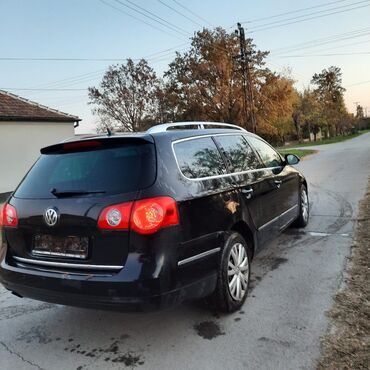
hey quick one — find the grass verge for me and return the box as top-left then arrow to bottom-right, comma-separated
317,177 -> 370,370
279,148 -> 317,159
281,129 -> 370,149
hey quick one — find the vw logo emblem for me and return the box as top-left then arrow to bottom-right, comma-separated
44,208 -> 59,227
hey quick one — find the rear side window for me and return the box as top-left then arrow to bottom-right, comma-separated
215,135 -> 261,172
14,142 -> 156,198
174,137 -> 226,179
247,136 -> 283,168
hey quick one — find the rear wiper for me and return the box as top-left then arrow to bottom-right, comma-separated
51,188 -> 106,197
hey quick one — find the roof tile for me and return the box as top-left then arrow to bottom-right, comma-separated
0,90 -> 80,122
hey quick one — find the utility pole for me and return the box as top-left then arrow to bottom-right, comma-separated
235,22 -> 257,133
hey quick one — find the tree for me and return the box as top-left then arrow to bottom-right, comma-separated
293,89 -> 325,142
356,104 -> 364,119
164,27 -> 297,142
164,28 -> 273,127
164,28 -> 243,124
311,66 -> 347,137
88,59 -> 160,132
256,73 -> 297,143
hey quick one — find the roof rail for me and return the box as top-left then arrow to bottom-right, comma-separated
147,122 -> 248,134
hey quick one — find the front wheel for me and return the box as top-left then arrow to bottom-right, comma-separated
207,232 -> 252,313
293,185 -> 309,228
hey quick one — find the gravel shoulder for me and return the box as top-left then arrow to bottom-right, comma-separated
317,178 -> 370,370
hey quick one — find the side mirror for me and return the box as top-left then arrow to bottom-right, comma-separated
285,153 -> 300,165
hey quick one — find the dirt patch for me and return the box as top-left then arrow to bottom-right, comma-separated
269,257 -> 288,271
111,352 -> 144,366
63,335 -> 142,366
194,321 -> 225,340
317,178 -> 370,370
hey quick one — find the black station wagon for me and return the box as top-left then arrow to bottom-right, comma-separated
0,122 -> 309,312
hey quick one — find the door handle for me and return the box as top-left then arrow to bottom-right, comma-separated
274,180 -> 282,188
241,188 -> 254,199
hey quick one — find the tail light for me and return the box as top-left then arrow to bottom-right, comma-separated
1,204 -> 18,228
98,197 -> 179,234
131,197 -> 179,234
97,202 -> 133,230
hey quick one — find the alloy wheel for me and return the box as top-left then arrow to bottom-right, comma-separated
227,243 -> 249,301
301,188 -> 309,222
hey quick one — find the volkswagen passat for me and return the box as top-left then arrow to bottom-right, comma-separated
0,122 -> 309,312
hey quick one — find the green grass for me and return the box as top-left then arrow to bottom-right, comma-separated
279,148 -> 317,159
280,129 -> 370,149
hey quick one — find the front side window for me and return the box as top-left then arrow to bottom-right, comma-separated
174,137 -> 226,179
215,135 -> 261,172
247,136 -> 283,168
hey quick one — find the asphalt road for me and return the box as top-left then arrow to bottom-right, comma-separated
1,132 -> 369,370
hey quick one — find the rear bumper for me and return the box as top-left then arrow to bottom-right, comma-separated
0,254 -> 216,312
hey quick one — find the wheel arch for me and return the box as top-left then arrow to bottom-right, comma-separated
230,221 -> 256,259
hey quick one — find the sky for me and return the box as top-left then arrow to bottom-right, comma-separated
0,0 -> 369,134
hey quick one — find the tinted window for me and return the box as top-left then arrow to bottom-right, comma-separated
247,136 -> 283,168
174,137 -> 226,179
15,143 -> 156,198
215,135 -> 261,172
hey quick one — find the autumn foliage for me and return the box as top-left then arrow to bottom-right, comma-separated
89,27 -> 356,144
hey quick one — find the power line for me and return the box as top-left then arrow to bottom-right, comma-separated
6,76 -> 370,93
170,0 -> 214,27
249,2 -> 370,34
271,26 -> 370,54
240,0 -> 350,23
98,0 -> 185,41
309,38 -> 370,53
102,0 -> 228,57
346,79 -> 370,87
277,51 -> 370,57
143,42 -> 189,58
0,57 -> 129,62
0,42 -> 188,63
157,0 -> 203,27
113,0 -> 190,37
9,47 -> 189,93
247,0 -> 368,29
0,88 -> 87,91
30,70 -> 107,90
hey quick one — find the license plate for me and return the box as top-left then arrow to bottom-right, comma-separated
33,235 -> 88,259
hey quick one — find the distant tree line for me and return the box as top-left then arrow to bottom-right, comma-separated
88,27 -> 364,145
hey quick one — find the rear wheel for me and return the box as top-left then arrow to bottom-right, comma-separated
208,232 -> 252,313
293,185 -> 309,228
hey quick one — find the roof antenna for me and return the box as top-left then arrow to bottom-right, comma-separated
106,125 -> 113,136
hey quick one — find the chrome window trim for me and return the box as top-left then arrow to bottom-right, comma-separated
13,256 -> 123,271
258,204 -> 298,231
244,135 -> 285,166
178,247 -> 221,266
171,133 -> 282,182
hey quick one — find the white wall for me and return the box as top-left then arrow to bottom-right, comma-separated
0,121 -> 74,193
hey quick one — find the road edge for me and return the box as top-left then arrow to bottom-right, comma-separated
316,177 -> 370,369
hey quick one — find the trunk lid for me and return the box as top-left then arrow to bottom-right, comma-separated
5,136 -> 156,270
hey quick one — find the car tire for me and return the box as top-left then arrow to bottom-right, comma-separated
293,185 -> 309,228
207,232 -> 252,313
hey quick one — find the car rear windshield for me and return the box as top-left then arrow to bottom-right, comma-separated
14,142 -> 156,199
